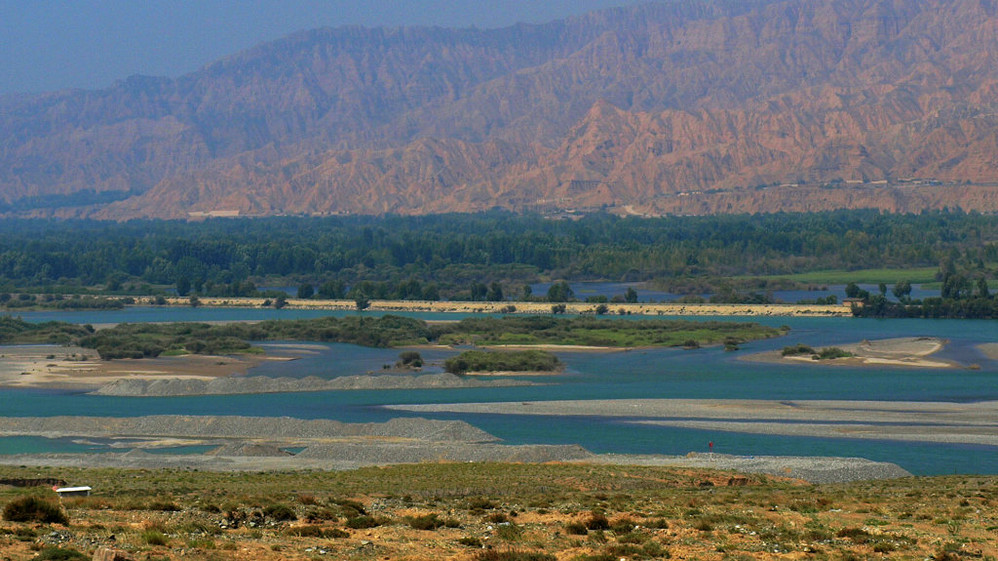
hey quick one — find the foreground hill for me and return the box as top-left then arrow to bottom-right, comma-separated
3,0 -> 998,218
0,463 -> 994,560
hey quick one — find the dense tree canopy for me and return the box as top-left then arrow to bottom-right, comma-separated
0,211 -> 995,298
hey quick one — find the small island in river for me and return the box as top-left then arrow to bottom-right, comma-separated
745,336 -> 958,368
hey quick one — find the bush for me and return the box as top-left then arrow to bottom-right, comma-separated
816,347 -> 853,360
565,521 -> 589,535
782,343 -> 815,356
405,513 -> 445,530
2,496 -> 68,524
475,550 -> 555,561
148,499 -> 181,511
444,349 -> 559,374
345,515 -> 383,529
286,525 -> 348,538
33,547 -> 88,561
142,529 -> 169,546
264,503 -> 297,521
396,351 -> 423,368
585,512 -> 610,531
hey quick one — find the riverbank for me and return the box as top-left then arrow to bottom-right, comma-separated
155,296 -> 851,316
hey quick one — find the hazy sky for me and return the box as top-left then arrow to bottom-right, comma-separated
0,0 -> 645,95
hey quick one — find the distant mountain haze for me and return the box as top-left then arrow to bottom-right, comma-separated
2,0 -> 998,219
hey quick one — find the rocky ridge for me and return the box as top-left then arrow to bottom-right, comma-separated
3,0 -> 998,217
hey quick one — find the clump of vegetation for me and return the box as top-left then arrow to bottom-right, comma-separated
434,316 -> 785,348
345,514 -> 384,529
444,349 -> 560,375
782,343 -> 816,356
2,496 -> 68,524
782,343 -> 854,360
286,525 -> 347,538
458,536 -> 483,547
141,529 -> 169,546
0,317 -> 92,345
814,347 -> 853,360
474,551 -> 556,561
396,350 -> 423,369
33,547 -> 88,561
404,513 -> 446,530
584,511 -> 610,531
263,503 -> 297,521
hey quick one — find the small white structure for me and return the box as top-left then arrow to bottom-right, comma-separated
54,486 -> 91,498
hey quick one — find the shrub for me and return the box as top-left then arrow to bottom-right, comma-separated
148,499 -> 181,511
564,521 -> 589,535
466,497 -> 497,510
142,529 -> 169,546
585,512 -> 610,531
474,551 -> 555,561
263,503 -> 297,521
332,498 -> 366,516
405,513 -> 445,530
782,343 -> 815,356
496,523 -> 523,541
2,496 -> 68,524
816,347 -> 853,360
396,351 -> 423,368
286,525 -> 347,538
345,515 -> 383,529
459,536 -> 483,547
645,518 -> 669,529
610,516 -> 636,533
33,547 -> 88,561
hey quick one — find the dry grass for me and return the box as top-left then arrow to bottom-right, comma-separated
0,464 -> 995,560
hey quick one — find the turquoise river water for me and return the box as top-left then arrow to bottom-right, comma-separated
1,307 -> 995,475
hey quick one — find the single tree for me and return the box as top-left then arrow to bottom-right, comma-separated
297,283 -> 314,299
977,277 -> 991,299
487,282 -> 504,302
624,287 -> 638,303
176,277 -> 191,297
892,280 -> 912,302
521,284 -> 533,301
547,281 -> 574,302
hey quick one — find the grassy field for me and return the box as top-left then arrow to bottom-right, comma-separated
1,463 -> 995,560
747,267 -> 940,285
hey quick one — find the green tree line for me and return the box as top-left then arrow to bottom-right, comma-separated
0,210 -> 995,297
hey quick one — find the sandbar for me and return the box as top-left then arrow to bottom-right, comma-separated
152,296 -> 850,317
0,414 -> 909,482
386,398 -> 998,446
744,336 -> 959,368
0,344 -> 263,390
979,343 -> 998,360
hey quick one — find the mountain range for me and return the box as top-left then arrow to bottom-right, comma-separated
3,0 -> 998,219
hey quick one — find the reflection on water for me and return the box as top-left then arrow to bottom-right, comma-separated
2,308 -> 995,475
